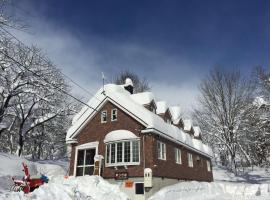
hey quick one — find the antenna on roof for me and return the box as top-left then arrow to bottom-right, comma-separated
102,72 -> 106,95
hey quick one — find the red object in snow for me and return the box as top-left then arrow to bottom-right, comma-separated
11,162 -> 47,193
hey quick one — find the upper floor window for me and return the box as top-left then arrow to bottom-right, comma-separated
188,153 -> 193,167
157,141 -> 166,160
101,110 -> 107,123
206,160 -> 211,171
175,148 -> 182,164
111,109 -> 118,121
106,140 -> 140,166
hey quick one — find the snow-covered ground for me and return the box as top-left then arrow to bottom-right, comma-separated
150,165 -> 270,200
0,152 -> 128,200
0,152 -> 270,200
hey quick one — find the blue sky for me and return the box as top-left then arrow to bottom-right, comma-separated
8,0 -> 270,113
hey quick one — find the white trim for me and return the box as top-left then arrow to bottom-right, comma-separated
207,160 -> 211,172
188,153 -> 193,168
175,148 -> 182,164
111,108 -> 118,121
105,139 -> 140,167
101,110 -> 107,123
157,141 -> 166,160
73,141 -> 99,176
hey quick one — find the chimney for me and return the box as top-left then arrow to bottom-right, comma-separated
124,78 -> 134,94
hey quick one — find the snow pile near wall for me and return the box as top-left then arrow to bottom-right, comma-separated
149,181 -> 270,200
2,176 -> 129,200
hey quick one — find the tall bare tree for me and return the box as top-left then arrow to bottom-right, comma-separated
194,68 -> 254,173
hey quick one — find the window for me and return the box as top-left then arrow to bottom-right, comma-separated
188,153 -> 193,167
111,109 -> 117,121
76,148 -> 96,176
101,110 -> 107,123
175,148 -> 182,164
157,141 -> 166,160
166,119 -> 171,124
207,160 -> 211,171
135,183 -> 144,195
106,140 -> 140,166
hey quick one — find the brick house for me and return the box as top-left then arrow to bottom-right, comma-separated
66,78 -> 213,200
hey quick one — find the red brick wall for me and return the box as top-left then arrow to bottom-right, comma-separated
152,135 -> 213,182
69,101 -> 146,177
68,101 -> 213,182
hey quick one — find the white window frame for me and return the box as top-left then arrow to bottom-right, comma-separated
105,139 -> 140,167
111,109 -> 118,121
74,141 -> 99,176
188,153 -> 193,167
157,141 -> 166,160
207,160 -> 211,171
101,110 -> 107,123
175,148 -> 182,164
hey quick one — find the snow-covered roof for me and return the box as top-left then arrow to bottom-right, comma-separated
156,101 -> 168,114
183,119 -> 193,131
104,130 -> 139,143
193,126 -> 201,137
169,106 -> 182,124
130,92 -> 155,106
66,84 -> 212,157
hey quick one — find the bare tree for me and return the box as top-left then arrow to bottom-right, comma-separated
194,68 -> 254,173
114,70 -> 151,93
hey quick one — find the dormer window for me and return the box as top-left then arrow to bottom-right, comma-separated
101,110 -> 107,123
111,109 -> 118,121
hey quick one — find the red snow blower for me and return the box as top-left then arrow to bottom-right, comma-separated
10,162 -> 49,193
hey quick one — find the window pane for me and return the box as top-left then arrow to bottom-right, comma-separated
117,142 -> 122,162
111,143 -> 115,163
85,149 -> 95,165
76,167 -> 83,176
84,166 -> 94,175
112,109 -> 117,121
132,141 -> 139,162
124,142 -> 131,162
106,144 -> 110,163
77,150 -> 85,166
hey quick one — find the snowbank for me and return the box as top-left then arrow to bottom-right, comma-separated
149,181 -> 270,200
1,176 -> 129,200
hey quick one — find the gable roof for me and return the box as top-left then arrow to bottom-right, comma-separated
66,84 -> 212,157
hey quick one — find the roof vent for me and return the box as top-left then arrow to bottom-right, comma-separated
124,78 -> 134,94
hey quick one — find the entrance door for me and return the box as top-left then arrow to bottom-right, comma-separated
134,182 -> 145,200
76,148 -> 96,176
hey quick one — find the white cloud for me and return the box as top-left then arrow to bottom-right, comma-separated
9,13 -> 204,114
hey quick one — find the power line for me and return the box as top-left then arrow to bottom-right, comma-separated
0,48 -> 101,113
0,25 -> 102,102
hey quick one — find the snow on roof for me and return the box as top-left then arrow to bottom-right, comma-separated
183,119 -> 193,131
156,101 -> 168,114
104,130 -> 139,143
124,78 -> 133,86
169,106 -> 181,121
193,126 -> 201,137
67,84 -> 212,157
130,92 -> 155,105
